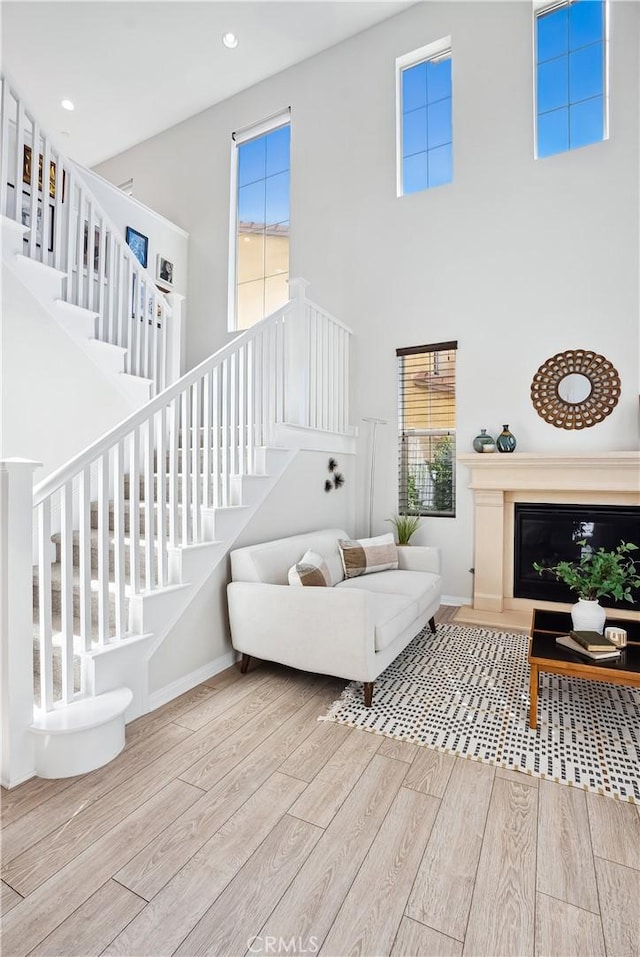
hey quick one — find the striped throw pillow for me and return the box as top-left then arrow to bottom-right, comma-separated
288,550 -> 332,587
338,533 -> 398,579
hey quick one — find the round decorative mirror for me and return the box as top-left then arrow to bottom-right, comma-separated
557,372 -> 592,404
530,349 -> 621,430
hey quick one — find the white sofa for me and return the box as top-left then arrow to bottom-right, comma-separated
227,528 -> 441,706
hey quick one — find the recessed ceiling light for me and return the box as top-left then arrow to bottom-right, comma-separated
61,99 -> 75,111
222,32 -> 238,49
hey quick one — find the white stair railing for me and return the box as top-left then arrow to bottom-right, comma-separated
0,75 -> 174,394
29,280 -> 352,713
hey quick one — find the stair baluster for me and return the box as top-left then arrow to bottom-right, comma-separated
0,75 -> 177,398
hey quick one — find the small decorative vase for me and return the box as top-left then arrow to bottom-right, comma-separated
472,429 -> 496,453
570,598 -> 606,635
496,424 -> 517,453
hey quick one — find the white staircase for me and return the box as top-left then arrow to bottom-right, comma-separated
0,77 -> 182,406
3,219 -> 156,408
0,76 -> 355,787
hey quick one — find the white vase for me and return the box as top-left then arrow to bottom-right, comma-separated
570,599 -> 606,635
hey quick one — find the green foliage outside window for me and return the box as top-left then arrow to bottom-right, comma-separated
430,435 -> 453,513
404,435 -> 454,516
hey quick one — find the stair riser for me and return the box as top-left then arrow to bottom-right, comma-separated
91,503 -> 172,536
123,475 -> 200,503
54,537 -> 157,580
33,579 -> 129,632
32,645 -> 82,709
154,449 -> 259,471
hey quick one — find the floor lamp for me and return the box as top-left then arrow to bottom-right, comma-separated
363,417 -> 388,538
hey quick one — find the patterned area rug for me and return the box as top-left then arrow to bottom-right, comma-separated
320,622 -> 640,802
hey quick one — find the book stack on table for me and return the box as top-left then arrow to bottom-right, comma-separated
555,630 -> 621,661
556,631 -> 620,661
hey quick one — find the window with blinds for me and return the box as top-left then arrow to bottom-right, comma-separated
397,341 -> 457,517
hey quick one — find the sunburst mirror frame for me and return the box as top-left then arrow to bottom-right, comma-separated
530,349 -> 621,430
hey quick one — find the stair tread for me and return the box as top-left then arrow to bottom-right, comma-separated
33,561 -> 137,595
15,252 -> 66,278
30,687 -> 133,733
54,298 -> 99,320
51,528 -> 153,547
88,339 -> 127,355
119,371 -> 154,384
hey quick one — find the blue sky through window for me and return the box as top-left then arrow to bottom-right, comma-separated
402,55 -> 452,194
237,124 -> 290,225
536,0 -> 605,158
235,122 -> 290,329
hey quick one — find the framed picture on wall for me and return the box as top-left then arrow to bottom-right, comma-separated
83,223 -> 102,273
125,226 -> 148,268
22,144 -> 62,200
156,255 -> 174,287
21,189 -> 54,251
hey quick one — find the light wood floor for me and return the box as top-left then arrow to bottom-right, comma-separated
2,610 -> 639,957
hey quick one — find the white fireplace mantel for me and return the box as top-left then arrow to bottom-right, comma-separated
457,451 -> 640,628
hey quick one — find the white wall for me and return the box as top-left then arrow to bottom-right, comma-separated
96,1 -> 640,603
1,265 -> 131,479
149,449 -> 355,692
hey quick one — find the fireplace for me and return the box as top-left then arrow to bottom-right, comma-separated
514,503 -> 640,609
457,452 -> 640,630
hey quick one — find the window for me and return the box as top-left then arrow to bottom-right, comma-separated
535,0 -> 608,158
397,39 -> 452,196
397,341 -> 457,517
230,112 -> 290,330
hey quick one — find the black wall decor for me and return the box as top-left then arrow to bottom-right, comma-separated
324,458 -> 345,492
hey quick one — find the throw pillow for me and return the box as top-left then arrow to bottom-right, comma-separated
338,533 -> 398,579
288,550 -> 332,587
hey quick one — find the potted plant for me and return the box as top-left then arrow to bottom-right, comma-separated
533,540 -> 640,633
386,514 -> 422,546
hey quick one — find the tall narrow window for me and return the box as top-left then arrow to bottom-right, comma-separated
230,112 -> 290,330
397,341 -> 457,517
397,38 -> 452,196
535,0 -> 608,158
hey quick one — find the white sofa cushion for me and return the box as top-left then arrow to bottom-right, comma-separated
231,529 -> 349,585
336,569 -> 440,616
288,550 -> 331,587
366,593 -> 420,652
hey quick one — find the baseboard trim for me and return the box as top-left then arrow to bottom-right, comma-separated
441,595 -> 471,607
1,764 -> 37,790
148,650 -> 238,712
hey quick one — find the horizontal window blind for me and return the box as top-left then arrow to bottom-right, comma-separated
396,341 -> 457,517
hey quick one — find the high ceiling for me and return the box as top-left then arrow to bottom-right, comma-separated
2,1 -> 415,167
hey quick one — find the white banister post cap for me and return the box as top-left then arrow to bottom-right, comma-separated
288,277 -> 310,300
0,458 -> 42,472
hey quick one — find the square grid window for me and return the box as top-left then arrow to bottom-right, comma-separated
535,0 -> 608,158
231,115 -> 290,330
397,341 -> 457,517
397,39 -> 452,196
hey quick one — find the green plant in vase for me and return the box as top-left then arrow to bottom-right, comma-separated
533,540 -> 640,633
386,514 -> 422,546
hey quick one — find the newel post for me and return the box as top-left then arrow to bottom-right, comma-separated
165,292 -> 186,386
0,458 -> 40,787
285,277 -> 310,426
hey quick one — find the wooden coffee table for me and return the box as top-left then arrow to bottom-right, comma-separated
528,608 -> 640,729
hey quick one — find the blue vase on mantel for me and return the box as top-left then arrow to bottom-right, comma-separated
472,429 -> 496,453
496,424 -> 517,453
